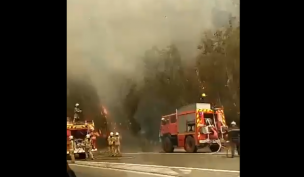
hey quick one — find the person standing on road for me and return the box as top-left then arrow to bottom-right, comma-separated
113,132 -> 121,156
73,103 -> 82,123
229,121 -> 239,130
90,130 -> 100,150
84,134 -> 94,160
108,132 -> 114,156
227,121 -> 240,156
68,135 -> 75,163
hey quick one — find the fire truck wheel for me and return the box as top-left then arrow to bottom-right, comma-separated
162,137 -> 174,153
184,136 -> 197,153
209,144 -> 220,152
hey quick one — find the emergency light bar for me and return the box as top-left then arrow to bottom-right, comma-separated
197,109 -> 214,113
67,125 -> 88,129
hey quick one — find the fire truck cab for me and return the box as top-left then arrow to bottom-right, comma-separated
160,103 -> 228,153
67,120 -> 96,159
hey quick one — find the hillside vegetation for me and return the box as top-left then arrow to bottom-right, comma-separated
122,19 -> 240,135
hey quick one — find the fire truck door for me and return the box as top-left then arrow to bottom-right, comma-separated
161,118 -> 169,134
169,115 -> 178,134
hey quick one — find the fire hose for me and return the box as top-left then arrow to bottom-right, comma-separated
207,139 -> 222,154
199,126 -> 223,154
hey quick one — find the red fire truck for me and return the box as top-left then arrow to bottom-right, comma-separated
159,103 -> 228,153
67,120 -> 96,159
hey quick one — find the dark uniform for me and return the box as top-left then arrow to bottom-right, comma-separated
228,121 -> 239,134
73,103 -> 82,122
227,121 -> 240,156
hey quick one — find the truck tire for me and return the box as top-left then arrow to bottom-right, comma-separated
184,136 -> 197,153
209,144 -> 220,152
162,137 -> 174,153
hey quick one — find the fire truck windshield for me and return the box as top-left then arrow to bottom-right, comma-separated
71,129 -> 87,139
204,113 -> 216,125
204,113 -> 215,119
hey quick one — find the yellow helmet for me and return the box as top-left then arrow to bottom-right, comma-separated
201,93 -> 206,97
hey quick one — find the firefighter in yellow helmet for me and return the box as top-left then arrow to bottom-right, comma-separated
113,132 -> 121,156
68,135 -> 75,163
200,93 -> 207,102
108,132 -> 114,156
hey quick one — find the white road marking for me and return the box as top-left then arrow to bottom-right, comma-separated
76,161 -> 239,173
110,164 -> 182,175
95,156 -> 134,159
70,164 -> 177,177
178,169 -> 191,173
122,152 -> 226,155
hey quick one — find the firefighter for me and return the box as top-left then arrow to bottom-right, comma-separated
84,134 -> 94,160
68,135 -> 75,163
200,93 -> 207,102
90,130 -> 99,150
230,121 -> 239,129
73,103 -> 82,123
107,132 -> 114,156
114,132 -> 121,156
227,121 -> 240,156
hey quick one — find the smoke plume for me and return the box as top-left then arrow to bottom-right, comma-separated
67,0 -> 239,122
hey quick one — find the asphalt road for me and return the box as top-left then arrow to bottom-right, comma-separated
70,164 -> 171,177
88,152 -> 239,171
70,163 -> 239,177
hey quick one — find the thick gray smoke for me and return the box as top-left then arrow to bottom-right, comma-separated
67,0 -> 239,123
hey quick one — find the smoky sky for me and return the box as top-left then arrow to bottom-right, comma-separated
67,0 -> 239,107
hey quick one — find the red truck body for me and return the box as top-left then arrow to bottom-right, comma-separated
159,103 -> 228,153
67,120 -> 98,155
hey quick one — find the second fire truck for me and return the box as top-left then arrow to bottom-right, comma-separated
159,103 -> 228,153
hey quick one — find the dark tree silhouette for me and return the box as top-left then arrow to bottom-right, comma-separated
67,77 -> 107,129
122,81 -> 141,135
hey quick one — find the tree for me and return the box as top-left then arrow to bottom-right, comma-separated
197,18 -> 240,124
122,81 -> 142,135
129,18 -> 240,130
